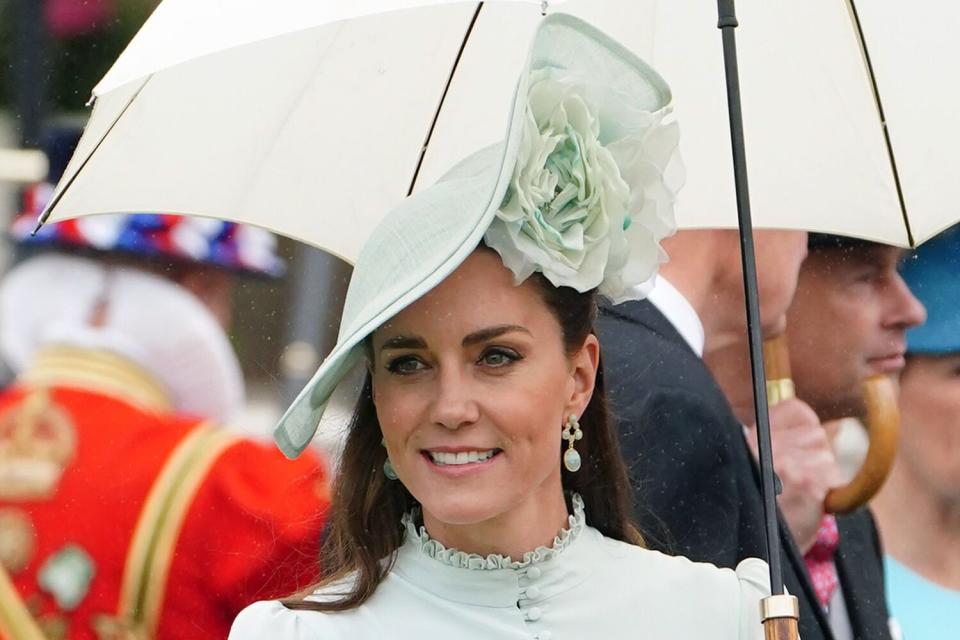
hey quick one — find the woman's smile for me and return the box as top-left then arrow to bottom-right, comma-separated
424,447 -> 501,464
421,447 -> 504,476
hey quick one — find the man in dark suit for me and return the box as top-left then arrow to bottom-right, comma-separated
599,229 -> 895,640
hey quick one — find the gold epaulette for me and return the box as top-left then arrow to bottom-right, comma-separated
0,561 -> 46,640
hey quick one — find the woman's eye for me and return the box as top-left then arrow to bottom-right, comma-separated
478,347 -> 521,368
386,356 -> 427,375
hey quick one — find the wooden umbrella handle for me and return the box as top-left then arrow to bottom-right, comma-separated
823,375 -> 900,514
762,335 -> 899,514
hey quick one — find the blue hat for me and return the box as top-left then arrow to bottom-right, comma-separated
901,225 -> 960,354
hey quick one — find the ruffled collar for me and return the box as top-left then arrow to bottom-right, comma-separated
400,494 -> 586,571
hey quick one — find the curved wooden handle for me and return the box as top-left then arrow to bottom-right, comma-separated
762,336 -> 899,514
823,375 -> 900,514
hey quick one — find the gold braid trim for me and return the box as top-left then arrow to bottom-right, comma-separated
0,562 -> 45,640
118,423 -> 239,638
21,347 -> 173,414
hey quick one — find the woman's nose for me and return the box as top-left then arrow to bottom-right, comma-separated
429,366 -> 480,430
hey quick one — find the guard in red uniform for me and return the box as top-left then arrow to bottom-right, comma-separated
0,167 -> 331,638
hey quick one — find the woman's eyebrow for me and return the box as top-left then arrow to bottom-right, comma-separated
379,335 -> 427,351
462,325 -> 531,347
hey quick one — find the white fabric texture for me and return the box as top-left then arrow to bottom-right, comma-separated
0,254 -> 244,422
828,586 -> 855,640
646,275 -> 705,357
230,506 -> 770,639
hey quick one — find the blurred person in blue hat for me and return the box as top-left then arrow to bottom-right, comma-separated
872,225 -> 960,640
0,127 -> 331,639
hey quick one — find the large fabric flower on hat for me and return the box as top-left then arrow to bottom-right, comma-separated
484,66 -> 681,303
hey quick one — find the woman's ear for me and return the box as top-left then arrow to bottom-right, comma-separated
567,334 -> 600,417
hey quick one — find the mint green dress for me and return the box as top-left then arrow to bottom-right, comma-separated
230,496 -> 770,640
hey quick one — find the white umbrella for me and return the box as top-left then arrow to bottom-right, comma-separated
40,0 -> 960,257
40,0 -> 566,262
409,0 -> 960,247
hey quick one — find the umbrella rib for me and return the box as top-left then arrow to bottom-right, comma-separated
33,74 -> 154,234
405,2 -> 485,196
845,0 -> 915,247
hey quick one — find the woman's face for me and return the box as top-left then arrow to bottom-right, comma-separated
897,354 -> 960,501
370,250 -> 598,528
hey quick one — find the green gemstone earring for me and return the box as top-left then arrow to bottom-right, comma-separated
381,438 -> 399,480
562,414 -> 583,472
383,457 -> 399,480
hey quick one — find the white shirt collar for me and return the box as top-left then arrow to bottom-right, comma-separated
645,276 -> 705,358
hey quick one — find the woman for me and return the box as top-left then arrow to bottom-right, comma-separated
872,225 -> 960,640
231,15 -> 769,639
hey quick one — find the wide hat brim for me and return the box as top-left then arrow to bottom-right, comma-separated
275,13 -> 672,458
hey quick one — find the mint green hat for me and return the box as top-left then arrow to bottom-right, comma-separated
276,14 -> 682,458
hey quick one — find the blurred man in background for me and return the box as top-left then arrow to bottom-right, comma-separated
597,228 -> 860,640
707,232 -> 925,640
785,235 -> 926,424
873,226 -> 960,640
0,130 -> 331,639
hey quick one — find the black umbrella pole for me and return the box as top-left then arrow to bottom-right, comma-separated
715,0 -> 783,594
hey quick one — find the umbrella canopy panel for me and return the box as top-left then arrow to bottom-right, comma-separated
50,3 -> 483,263
853,1 -> 960,245
91,0 -> 540,96
417,0 -> 912,246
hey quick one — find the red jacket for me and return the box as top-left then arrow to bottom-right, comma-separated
0,349 -> 330,639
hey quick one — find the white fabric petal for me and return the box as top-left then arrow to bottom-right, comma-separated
485,66 -> 680,302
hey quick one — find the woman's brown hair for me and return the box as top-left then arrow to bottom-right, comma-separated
284,263 -> 640,612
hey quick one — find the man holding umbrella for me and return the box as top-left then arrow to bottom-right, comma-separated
0,130 -> 331,640
598,225 -> 906,640
597,230 -> 816,607
705,232 -> 925,639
